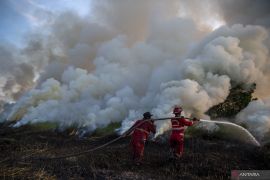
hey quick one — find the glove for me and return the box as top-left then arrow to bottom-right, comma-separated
192,117 -> 200,121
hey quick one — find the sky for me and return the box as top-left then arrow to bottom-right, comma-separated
0,0 -> 91,45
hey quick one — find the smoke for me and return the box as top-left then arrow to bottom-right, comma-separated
92,0 -> 181,43
217,0 -> 270,28
236,99 -> 270,142
1,0 -> 270,142
214,0 -> 270,142
0,42 -> 35,105
216,0 -> 270,57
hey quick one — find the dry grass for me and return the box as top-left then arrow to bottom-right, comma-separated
0,124 -> 269,179
0,166 -> 31,178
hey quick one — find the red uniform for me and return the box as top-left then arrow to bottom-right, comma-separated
170,116 -> 193,157
131,119 -> 156,163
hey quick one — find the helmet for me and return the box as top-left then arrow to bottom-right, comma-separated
173,106 -> 182,114
143,112 -> 153,118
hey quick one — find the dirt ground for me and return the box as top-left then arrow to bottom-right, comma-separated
0,124 -> 269,180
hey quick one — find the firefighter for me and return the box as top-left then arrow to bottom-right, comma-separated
169,106 -> 199,158
130,112 -> 156,165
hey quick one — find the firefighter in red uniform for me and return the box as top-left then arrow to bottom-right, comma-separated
170,106 -> 199,158
130,112 -> 156,165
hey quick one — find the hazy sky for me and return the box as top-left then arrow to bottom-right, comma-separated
0,0 -> 91,45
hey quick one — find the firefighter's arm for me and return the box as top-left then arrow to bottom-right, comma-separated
149,120 -> 156,134
123,120 -> 140,136
181,116 -> 193,126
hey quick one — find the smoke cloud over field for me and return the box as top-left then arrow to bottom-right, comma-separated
236,98 -> 270,142
1,0 -> 270,141
0,43 -> 35,111
217,0 -> 270,28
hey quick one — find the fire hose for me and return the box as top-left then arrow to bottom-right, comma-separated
33,117 -> 195,160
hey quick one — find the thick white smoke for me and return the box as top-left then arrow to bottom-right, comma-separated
236,99 -> 270,142
0,42 -> 35,114
1,1 -> 270,142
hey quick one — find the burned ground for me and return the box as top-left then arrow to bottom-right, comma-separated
0,123 -> 269,180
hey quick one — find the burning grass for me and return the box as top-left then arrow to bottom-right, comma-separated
0,123 -> 269,179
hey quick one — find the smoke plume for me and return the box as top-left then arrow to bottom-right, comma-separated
0,0 -> 270,142
217,0 -> 270,28
236,99 -> 270,142
0,42 -> 35,108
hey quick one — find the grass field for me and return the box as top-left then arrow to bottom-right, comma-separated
0,123 -> 269,179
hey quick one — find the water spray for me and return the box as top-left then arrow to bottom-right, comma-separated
199,119 -> 260,146
149,117 -> 260,146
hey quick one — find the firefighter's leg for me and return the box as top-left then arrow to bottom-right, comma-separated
132,141 -> 139,161
173,141 -> 178,157
133,140 -> 144,165
132,143 -> 136,160
175,140 -> 184,158
169,137 -> 177,157
170,141 -> 179,158
173,139 -> 183,158
137,142 -> 145,164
